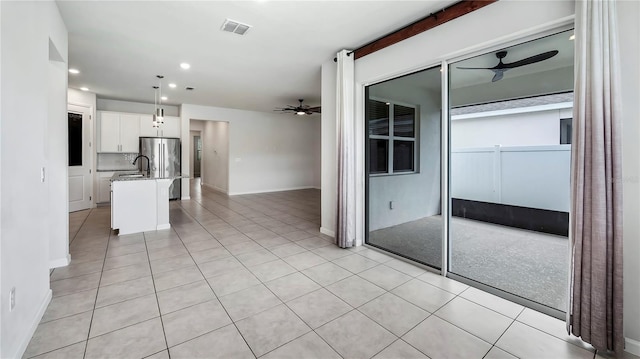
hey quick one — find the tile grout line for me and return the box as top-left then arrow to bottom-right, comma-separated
142,231 -> 172,359
169,201 -> 260,358
82,208 -> 112,359
174,195 -> 331,355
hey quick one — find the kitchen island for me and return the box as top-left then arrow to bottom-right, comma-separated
110,172 -> 187,235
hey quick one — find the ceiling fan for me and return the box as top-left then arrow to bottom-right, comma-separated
275,99 -> 321,115
457,49 -> 559,82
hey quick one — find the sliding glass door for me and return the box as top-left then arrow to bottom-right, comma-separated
448,29 -> 574,313
365,66 -> 443,269
364,28 -> 574,314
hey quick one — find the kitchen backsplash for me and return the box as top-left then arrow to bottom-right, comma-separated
97,153 -> 140,171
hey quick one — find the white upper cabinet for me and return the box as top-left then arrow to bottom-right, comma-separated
98,111 -> 141,153
161,116 -> 181,138
99,112 -> 120,152
139,115 -> 181,138
120,114 -> 141,152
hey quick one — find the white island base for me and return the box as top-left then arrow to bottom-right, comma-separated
111,177 -> 174,235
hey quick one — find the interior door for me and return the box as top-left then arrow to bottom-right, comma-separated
68,104 -> 92,212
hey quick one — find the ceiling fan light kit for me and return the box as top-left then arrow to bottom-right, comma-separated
275,99 -> 321,116
457,49 -> 559,82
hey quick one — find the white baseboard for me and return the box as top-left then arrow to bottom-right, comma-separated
320,227 -> 335,237
180,196 -> 191,200
157,224 -> 171,231
49,254 -> 71,269
626,337 -> 640,356
14,289 -> 52,359
229,186 -> 316,196
202,183 -> 228,194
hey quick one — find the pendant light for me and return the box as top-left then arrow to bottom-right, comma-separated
152,75 -> 165,128
156,75 -> 164,126
152,85 -> 159,128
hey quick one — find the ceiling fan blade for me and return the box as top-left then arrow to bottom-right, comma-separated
308,106 -> 321,113
492,71 -> 504,82
456,66 -> 494,70
502,50 -> 559,69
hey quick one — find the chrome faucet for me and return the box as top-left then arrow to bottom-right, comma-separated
132,155 -> 150,177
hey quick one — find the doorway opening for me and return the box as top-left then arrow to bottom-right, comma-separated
193,135 -> 202,178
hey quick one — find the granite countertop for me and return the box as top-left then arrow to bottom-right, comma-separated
110,172 -> 189,182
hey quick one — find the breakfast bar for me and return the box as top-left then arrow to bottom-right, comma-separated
110,172 -> 187,235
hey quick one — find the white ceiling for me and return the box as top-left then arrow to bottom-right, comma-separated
57,0 -> 456,112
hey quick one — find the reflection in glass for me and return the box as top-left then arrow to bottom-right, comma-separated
366,66 -> 442,268
393,141 -> 414,172
369,139 -> 389,174
68,112 -> 83,166
448,29 -> 574,312
394,105 -> 415,137
368,100 -> 390,136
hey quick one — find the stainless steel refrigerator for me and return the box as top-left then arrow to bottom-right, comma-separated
139,137 -> 181,200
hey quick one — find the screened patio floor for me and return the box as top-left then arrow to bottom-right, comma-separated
368,216 -> 568,312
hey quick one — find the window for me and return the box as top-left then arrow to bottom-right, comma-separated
560,118 -> 572,144
367,99 -> 417,174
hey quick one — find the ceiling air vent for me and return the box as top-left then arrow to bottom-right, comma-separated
221,19 -> 252,35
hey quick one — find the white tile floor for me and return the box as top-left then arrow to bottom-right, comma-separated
25,183 -> 605,359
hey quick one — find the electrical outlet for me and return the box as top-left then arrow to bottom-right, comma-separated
9,287 -> 15,312
389,201 -> 394,209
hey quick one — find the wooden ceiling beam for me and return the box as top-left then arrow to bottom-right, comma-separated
353,0 -> 498,60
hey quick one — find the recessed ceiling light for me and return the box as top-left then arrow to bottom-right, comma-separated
168,83 -> 177,88
161,96 -> 168,101
69,68 -> 80,74
180,63 -> 190,70
80,87 -> 89,91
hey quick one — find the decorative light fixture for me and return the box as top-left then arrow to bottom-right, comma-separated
152,75 -> 165,128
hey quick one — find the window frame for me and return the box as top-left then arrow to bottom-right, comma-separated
368,96 -> 419,176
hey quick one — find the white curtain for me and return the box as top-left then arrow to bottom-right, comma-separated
569,0 -> 624,354
335,50 -> 356,248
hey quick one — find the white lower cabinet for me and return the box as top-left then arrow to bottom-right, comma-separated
97,172 -> 114,203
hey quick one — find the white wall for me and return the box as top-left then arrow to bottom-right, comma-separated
201,121 -> 229,193
181,104 -> 320,197
321,58 -> 337,236
451,107 -> 571,148
618,0 -> 640,354
97,98 -> 179,116
47,28 -> 69,269
1,1 -> 68,357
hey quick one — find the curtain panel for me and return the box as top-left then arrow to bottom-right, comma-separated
335,50 -> 356,248
569,0 -> 624,354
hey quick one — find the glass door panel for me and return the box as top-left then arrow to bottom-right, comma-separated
448,29 -> 574,312
365,66 -> 443,269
